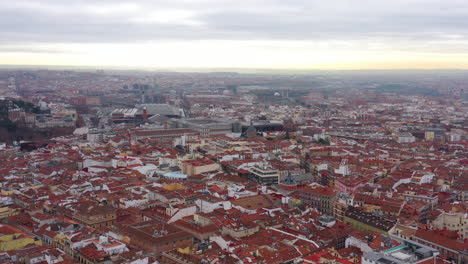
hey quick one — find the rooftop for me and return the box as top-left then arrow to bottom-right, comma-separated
345,207 -> 396,232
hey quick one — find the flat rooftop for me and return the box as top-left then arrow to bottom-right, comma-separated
185,119 -> 228,125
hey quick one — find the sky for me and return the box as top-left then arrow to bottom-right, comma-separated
1,0 -> 468,70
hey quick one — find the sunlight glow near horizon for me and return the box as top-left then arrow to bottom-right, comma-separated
2,41 -> 468,70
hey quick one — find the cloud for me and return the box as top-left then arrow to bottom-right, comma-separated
1,0 -> 468,44
0,46 -> 82,54
1,0 -> 468,68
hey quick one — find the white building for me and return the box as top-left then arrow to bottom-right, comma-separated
397,133 -> 416,143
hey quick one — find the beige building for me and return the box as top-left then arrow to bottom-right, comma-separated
73,204 -> 116,229
221,224 -> 259,238
425,131 -> 435,141
181,159 -> 220,176
0,207 -> 18,219
432,204 -> 467,239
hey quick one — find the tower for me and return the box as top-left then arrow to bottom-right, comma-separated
143,107 -> 148,121
246,122 -> 257,138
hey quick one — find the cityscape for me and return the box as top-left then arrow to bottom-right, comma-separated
0,1 -> 467,264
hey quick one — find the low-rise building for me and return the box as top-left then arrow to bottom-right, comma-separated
171,118 -> 233,137
0,224 -> 42,251
293,183 -> 336,215
72,204 -> 116,229
344,207 -> 396,234
181,159 -> 220,176
116,220 -> 193,256
413,229 -> 467,263
362,240 -> 439,264
397,133 -> 416,143
432,203 -> 468,239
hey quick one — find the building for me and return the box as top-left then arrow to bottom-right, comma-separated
432,203 -> 468,239
0,224 -> 42,251
72,204 -> 116,229
362,240 -> 439,264
171,118 -> 233,137
131,128 -> 197,141
334,176 -> 366,194
110,108 -> 140,123
424,131 -> 435,141
293,183 -> 337,215
0,206 -> 18,220
116,220 -> 193,256
245,123 -> 257,138
181,159 -> 220,176
195,195 -> 226,213
246,163 -> 280,185
344,207 -> 396,234
240,122 -> 284,134
447,130 -> 464,142
71,96 -> 101,106
334,192 -> 353,221
76,243 -> 110,264
137,103 -> 183,118
87,129 -> 105,143
397,133 -> 416,143
35,114 -> 76,128
412,229 -> 467,263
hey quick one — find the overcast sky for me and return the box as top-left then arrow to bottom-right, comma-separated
1,0 -> 468,69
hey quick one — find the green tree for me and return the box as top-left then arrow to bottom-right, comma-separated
318,138 -> 330,145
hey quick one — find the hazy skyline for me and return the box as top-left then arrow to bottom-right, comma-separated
2,0 -> 468,70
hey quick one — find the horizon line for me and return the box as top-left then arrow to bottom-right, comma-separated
1,64 -> 468,73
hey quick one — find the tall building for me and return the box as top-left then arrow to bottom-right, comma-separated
246,162 -> 280,185
245,123 -> 257,138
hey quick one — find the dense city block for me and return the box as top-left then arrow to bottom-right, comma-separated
0,69 -> 466,264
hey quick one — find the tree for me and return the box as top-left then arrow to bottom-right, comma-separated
318,138 -> 330,145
